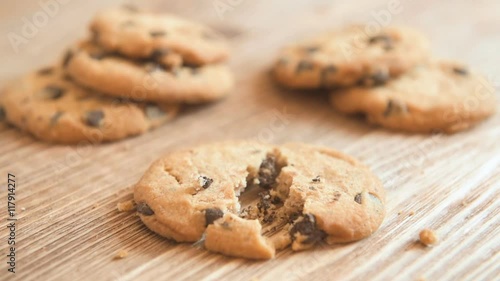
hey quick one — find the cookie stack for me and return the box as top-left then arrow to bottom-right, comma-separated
272,25 -> 496,133
0,6 -> 233,144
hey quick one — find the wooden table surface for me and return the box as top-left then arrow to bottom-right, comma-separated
1,1 -> 499,280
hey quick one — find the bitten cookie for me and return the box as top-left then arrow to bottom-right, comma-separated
330,61 -> 497,133
90,6 -> 229,65
64,41 -> 234,104
0,67 -> 179,144
133,141 -> 385,259
273,25 -> 430,89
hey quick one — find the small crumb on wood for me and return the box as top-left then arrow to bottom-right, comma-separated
21,207 -> 26,211
117,200 -> 136,212
419,229 -> 438,246
114,250 -> 128,259
409,211 -> 415,216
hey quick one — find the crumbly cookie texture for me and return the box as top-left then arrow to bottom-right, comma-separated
133,141 -> 385,259
64,41 -> 234,104
330,61 -> 497,133
0,67 -> 179,144
273,25 -> 431,89
90,6 -> 229,65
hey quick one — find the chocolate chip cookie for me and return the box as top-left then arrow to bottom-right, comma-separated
90,7 -> 229,65
330,61 -> 497,133
64,41 -> 234,104
273,25 -> 431,89
0,67 -> 179,144
133,141 -> 385,259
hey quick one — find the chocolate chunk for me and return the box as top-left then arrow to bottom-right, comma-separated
258,155 -> 279,189
290,214 -> 326,244
150,48 -> 169,61
312,176 -> 321,183
199,176 -> 214,189
371,71 -> 389,86
304,46 -> 319,53
205,208 -> 223,226
288,212 -> 300,223
145,104 -> 166,119
383,99 -> 407,117
296,60 -> 314,73
38,67 -> 54,75
150,30 -> 167,37
50,111 -> 64,125
453,66 -> 468,76
0,106 -> 5,121
84,110 -> 105,127
136,202 -> 154,216
354,193 -> 362,204
40,85 -> 65,100
62,50 -> 73,68
320,64 -> 338,87
368,34 -> 392,44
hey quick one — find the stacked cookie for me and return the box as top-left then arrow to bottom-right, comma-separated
0,6 -> 233,144
272,25 -> 496,133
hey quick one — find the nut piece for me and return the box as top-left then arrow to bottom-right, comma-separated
419,229 -> 438,246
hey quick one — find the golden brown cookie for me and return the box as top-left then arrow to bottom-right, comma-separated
273,25 -> 431,89
64,41 -> 233,104
330,61 -> 497,133
90,6 -> 229,65
0,66 -> 179,144
133,141 -> 385,259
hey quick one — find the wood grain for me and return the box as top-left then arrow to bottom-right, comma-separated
0,0 -> 499,280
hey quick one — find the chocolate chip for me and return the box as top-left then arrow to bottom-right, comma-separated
205,208 -> 223,226
136,202 -> 154,216
62,50 -> 73,68
258,155 -> 279,189
320,64 -> 338,87
312,176 -> 321,182
383,99 -> 408,117
368,34 -> 392,44
290,214 -> 326,244
0,106 -> 5,121
150,48 -> 170,61
38,67 -> 54,75
84,110 -> 104,127
199,176 -> 213,189
40,85 -> 65,100
304,46 -> 319,53
150,30 -> 167,37
354,193 -> 362,204
371,71 -> 389,86
296,60 -> 314,73
90,51 -> 107,60
50,111 -> 64,125
145,104 -> 166,119
453,66 -> 468,76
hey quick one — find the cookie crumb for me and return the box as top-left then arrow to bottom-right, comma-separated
419,229 -> 438,246
114,250 -> 128,259
21,207 -> 26,211
117,200 -> 136,212
409,211 -> 415,216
